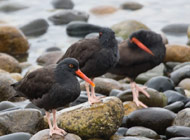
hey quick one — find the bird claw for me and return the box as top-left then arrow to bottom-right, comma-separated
49,127 -> 67,137
133,98 -> 148,108
88,96 -> 103,105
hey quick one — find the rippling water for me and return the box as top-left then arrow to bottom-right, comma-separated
0,0 -> 190,64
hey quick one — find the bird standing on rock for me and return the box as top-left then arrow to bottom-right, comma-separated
11,58 -> 95,136
109,30 -> 166,108
57,27 -> 119,104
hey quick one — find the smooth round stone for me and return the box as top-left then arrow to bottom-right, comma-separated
37,51 -> 64,66
125,107 -> 176,135
0,3 -> 28,13
0,73 -> 16,84
117,88 -> 167,107
0,101 -> 17,111
90,6 -> 117,15
20,19 -> 49,37
25,102 -> 45,116
169,137 -> 190,140
0,26 -> 29,59
185,101 -> 190,108
164,101 -> 184,113
121,2 -> 143,10
115,127 -> 128,136
0,53 -> 21,73
165,44 -> 190,62
173,108 -> 190,127
145,76 -> 175,92
166,126 -> 190,139
0,80 -> 15,102
48,10 -> 89,25
163,90 -> 188,104
30,129 -> 81,140
66,21 -> 102,37
174,87 -> 186,96
109,89 -> 122,96
125,126 -> 160,139
161,24 -> 189,36
173,62 -> 190,71
0,132 -> 31,140
45,47 -> 61,52
111,20 -> 149,39
170,65 -> 190,85
52,0 -> 74,9
178,78 -> 190,90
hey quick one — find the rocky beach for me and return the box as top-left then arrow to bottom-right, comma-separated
0,0 -> 190,139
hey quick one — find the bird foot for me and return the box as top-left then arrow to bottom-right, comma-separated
133,98 -> 148,108
50,127 -> 67,137
136,85 -> 150,98
88,96 -> 103,105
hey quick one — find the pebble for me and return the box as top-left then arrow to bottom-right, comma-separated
52,0 -> 74,9
115,127 -> 128,136
164,101 -> 184,113
123,101 -> 140,116
48,10 -> 89,25
0,132 -> 31,140
66,21 -> 102,37
121,2 -> 143,11
173,62 -> 190,71
90,5 -> 117,15
145,76 -> 175,92
20,19 -> 49,37
173,108 -> 190,127
0,3 -> 28,13
178,78 -> 190,90
166,126 -> 190,139
45,47 -> 61,52
185,101 -> 190,108
125,107 -> 176,135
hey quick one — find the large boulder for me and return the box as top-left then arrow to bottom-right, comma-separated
111,20 -> 149,39
56,97 -> 124,139
0,26 -> 29,59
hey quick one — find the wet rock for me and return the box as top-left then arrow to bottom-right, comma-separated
0,109 -> 44,135
0,53 -> 21,73
0,101 -> 17,111
161,24 -> 189,36
66,21 -> 101,37
178,78 -> 190,90
45,47 -> 61,52
164,90 -> 188,104
125,126 -> 160,139
81,77 -> 124,96
173,108 -> 190,127
169,137 -> 190,140
0,132 -> 31,140
56,97 -> 124,139
30,129 -> 81,140
170,65 -> 190,85
52,0 -> 74,9
115,127 -> 128,136
0,3 -> 28,13
164,101 -> 184,113
90,6 -> 117,15
0,26 -> 29,59
117,88 -> 167,107
123,101 -> 140,116
111,20 -> 149,39
166,126 -> 190,139
20,19 -> 49,37
136,63 -> 165,84
145,76 -> 175,92
121,2 -> 143,11
185,101 -> 190,108
48,10 -> 89,25
125,107 -> 176,135
37,51 -> 64,66
165,44 -> 190,62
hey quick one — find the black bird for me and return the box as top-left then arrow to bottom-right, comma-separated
109,30 -> 166,108
57,27 -> 119,104
12,58 -> 95,136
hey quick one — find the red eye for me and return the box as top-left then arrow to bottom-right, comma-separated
69,64 -> 74,68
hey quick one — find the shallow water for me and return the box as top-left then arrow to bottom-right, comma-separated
0,0 -> 190,65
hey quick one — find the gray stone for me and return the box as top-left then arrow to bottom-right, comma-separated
0,80 -> 15,102
166,126 -> 190,139
52,0 -> 74,9
0,3 -> 28,13
0,101 -> 17,111
173,62 -> 190,71
173,108 -> 190,127
0,132 -> 31,140
164,101 -> 184,113
162,24 -> 189,36
45,47 -> 61,52
115,127 -> 128,136
169,137 -> 190,140
121,2 -> 143,11
48,10 -> 89,25
20,19 -> 49,37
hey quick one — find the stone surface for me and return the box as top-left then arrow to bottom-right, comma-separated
37,51 -> 64,66
145,76 -> 175,92
165,44 -> 190,62
173,62 -> 190,71
66,21 -> 101,37
166,126 -> 190,139
178,78 -> 190,90
169,137 -> 190,140
164,101 -> 184,113
125,107 -> 176,135
10,73 -> 23,81
121,2 -> 143,11
48,10 -> 89,25
117,88 -> 167,107
52,0 -> 74,9
0,132 -> 31,140
0,109 -> 44,135
115,127 -> 128,136
56,97 -> 124,139
45,47 -> 61,52
0,26 -> 29,59
111,20 -> 149,39
0,101 -> 17,111
90,6 -> 117,15
125,126 -> 160,139
161,24 -> 189,36
30,129 -> 81,140
0,3 -> 28,13
170,65 -> 190,85
20,19 -> 49,37
173,108 -> 190,127
0,53 -> 21,73
123,101 -> 140,116
81,77 -> 124,96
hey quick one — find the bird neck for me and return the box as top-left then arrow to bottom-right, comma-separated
100,36 -> 117,48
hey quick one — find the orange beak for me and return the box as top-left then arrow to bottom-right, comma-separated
75,69 -> 95,87
130,37 -> 154,56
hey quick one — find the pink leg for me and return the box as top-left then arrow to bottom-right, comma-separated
130,81 -> 150,108
46,111 -> 54,136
